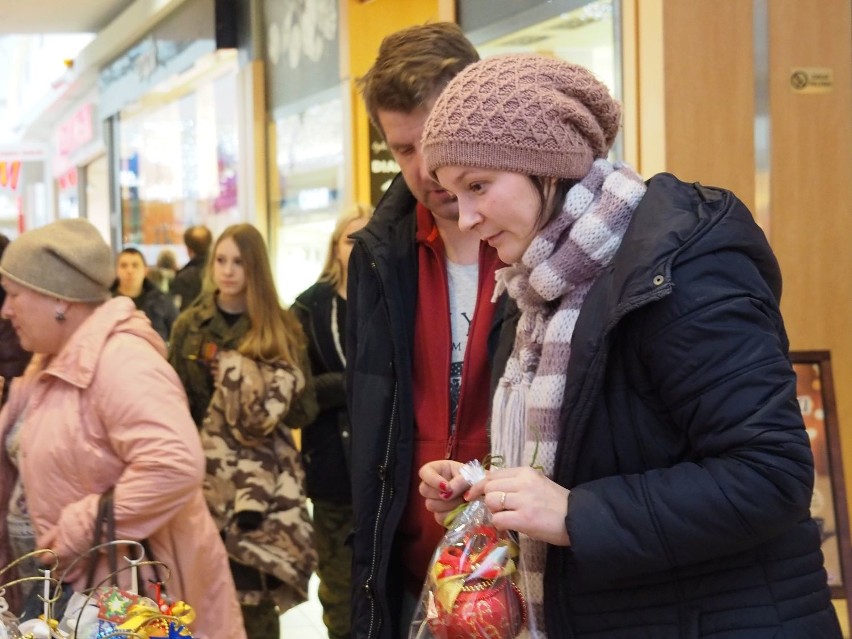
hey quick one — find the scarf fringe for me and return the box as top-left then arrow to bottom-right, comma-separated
491,379 -> 529,469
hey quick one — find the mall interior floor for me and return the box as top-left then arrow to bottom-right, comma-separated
280,571 -> 328,638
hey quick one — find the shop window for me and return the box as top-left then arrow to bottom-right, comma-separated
117,53 -> 240,267
270,87 -> 345,304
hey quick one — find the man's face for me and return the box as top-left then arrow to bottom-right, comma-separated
116,253 -> 146,293
377,103 -> 459,222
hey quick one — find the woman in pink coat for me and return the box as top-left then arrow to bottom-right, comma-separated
0,219 -> 246,639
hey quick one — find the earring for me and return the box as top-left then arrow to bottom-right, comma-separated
55,310 -> 66,322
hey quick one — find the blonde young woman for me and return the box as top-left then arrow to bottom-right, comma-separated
293,204 -> 371,639
168,223 -> 318,639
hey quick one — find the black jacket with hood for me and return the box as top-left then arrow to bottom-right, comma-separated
491,173 -> 839,638
346,175 -> 507,639
293,281 -> 352,504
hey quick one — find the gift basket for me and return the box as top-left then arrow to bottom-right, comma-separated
1,541 -> 196,639
409,461 -> 527,639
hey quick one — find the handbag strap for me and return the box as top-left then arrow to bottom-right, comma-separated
141,539 -> 164,588
85,488 -> 119,589
82,489 -> 163,595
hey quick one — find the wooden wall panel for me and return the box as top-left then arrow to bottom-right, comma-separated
767,2 -> 852,631
661,0 -> 755,212
632,0 -> 852,631
346,0 -> 443,204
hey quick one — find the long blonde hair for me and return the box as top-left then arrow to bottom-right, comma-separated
207,224 -> 303,365
318,204 -> 373,289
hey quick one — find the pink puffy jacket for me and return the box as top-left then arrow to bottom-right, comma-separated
0,297 -> 246,638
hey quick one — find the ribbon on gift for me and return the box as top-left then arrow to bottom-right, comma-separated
116,600 -> 195,637
429,524 -> 518,613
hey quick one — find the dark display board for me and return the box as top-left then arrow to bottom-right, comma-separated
791,350 -> 852,627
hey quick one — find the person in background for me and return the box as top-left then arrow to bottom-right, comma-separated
293,204 -> 372,639
418,53 -> 842,638
0,219 -> 246,639
0,234 -> 31,405
147,248 -> 179,297
110,247 -> 177,344
168,223 -> 318,639
171,224 -> 212,311
0,232 -> 33,613
347,23 -> 506,638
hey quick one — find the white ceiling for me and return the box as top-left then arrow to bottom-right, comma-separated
0,0 -> 135,34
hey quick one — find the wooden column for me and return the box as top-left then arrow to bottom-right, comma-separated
345,0 -> 446,206
629,1 -> 852,632
767,2 -> 852,630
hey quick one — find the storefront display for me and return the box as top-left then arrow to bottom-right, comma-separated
0,148 -> 47,238
270,89 -> 344,303
97,0 -> 242,267
117,58 -> 240,265
266,0 -> 345,303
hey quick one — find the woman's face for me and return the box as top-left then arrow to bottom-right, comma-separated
212,237 -> 247,302
0,277 -> 62,353
436,166 -> 543,264
336,218 -> 368,278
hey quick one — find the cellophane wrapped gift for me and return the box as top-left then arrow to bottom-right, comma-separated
409,462 -> 526,639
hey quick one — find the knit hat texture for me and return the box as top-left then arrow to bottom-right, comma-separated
423,53 -> 621,180
0,218 -> 113,302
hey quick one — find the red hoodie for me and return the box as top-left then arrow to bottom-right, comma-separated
398,203 -> 503,596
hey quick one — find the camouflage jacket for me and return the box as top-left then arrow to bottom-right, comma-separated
168,292 -> 317,429
202,349 -> 317,612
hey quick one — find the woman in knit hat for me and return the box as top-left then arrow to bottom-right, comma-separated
0,218 -> 246,638
417,54 -> 840,638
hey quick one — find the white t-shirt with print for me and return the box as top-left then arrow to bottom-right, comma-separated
446,260 -> 479,432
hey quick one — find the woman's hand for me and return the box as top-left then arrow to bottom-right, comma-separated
419,459 -> 469,525
469,466 -> 572,547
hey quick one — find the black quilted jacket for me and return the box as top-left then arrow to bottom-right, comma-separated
491,173 -> 840,638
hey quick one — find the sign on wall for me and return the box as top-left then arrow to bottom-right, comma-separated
265,0 -> 340,110
791,350 -> 852,629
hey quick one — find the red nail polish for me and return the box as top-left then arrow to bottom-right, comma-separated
440,490 -> 452,499
439,481 -> 448,492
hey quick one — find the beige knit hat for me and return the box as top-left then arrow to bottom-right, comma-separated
423,53 -> 621,179
0,218 -> 113,302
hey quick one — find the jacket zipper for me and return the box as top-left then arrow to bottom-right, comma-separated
367,382 -> 397,639
445,431 -> 456,459
359,246 -> 399,639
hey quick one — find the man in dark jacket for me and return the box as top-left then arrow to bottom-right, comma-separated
111,247 -> 177,344
171,225 -> 212,310
346,23 -> 505,639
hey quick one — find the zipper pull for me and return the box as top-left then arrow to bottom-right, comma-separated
445,431 -> 457,459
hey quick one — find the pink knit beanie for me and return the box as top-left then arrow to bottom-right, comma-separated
422,53 -> 621,180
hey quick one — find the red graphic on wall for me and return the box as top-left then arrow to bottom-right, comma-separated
0,161 -> 22,192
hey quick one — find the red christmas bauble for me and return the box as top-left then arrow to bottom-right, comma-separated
429,577 -> 525,639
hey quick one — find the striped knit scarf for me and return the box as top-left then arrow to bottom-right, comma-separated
490,159 -> 647,636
